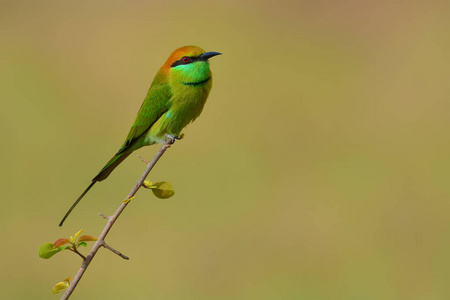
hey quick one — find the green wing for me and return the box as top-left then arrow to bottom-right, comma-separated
116,82 -> 171,154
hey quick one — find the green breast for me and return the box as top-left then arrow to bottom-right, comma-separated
146,77 -> 212,143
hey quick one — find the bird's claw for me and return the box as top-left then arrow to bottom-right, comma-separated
165,134 -> 183,144
165,134 -> 175,144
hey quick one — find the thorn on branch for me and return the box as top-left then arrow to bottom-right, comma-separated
102,242 -> 129,260
98,213 -> 110,220
135,154 -> 150,164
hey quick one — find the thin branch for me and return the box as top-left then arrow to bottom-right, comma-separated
61,138 -> 175,300
68,248 -> 86,261
102,242 -> 129,260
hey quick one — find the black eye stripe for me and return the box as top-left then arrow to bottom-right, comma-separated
171,55 -> 202,68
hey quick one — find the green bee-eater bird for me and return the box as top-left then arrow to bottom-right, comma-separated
59,45 -> 221,226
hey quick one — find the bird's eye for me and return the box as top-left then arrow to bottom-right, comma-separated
182,56 -> 189,63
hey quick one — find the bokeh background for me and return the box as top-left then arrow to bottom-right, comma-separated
1,0 -> 450,299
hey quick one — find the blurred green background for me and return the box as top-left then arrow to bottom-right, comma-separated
1,0 -> 450,299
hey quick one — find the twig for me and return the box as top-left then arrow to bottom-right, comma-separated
98,213 -> 110,220
61,138 -> 175,299
136,154 -> 150,164
102,242 -> 129,260
68,248 -> 86,261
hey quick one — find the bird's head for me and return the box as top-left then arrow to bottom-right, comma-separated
161,46 -> 221,88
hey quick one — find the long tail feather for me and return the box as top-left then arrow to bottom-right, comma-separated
59,181 -> 96,226
59,151 -> 131,226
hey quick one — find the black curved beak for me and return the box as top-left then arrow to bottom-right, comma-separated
199,52 -> 222,60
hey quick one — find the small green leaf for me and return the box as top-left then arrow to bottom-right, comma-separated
52,282 -> 69,294
74,229 -> 83,240
143,181 -> 153,189
77,242 -> 87,248
52,277 -> 70,294
78,235 -> 98,242
58,246 -> 72,251
150,181 -> 175,199
38,243 -> 63,259
53,238 -> 71,248
122,196 -> 135,203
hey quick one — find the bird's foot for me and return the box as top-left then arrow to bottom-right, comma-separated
165,134 -> 176,145
165,133 -> 184,144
